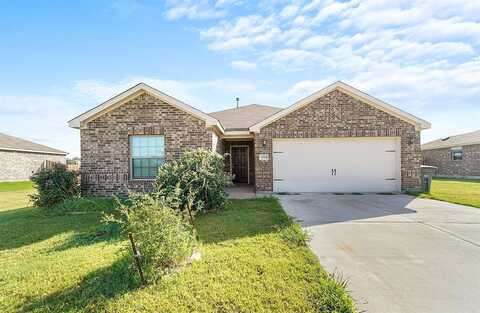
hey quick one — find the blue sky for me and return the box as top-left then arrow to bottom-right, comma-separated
1,0 -> 479,157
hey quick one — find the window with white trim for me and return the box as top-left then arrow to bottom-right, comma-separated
130,136 -> 165,179
451,148 -> 463,161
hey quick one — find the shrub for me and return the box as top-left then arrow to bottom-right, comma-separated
103,195 -> 195,280
154,149 -> 232,214
30,164 -> 80,208
309,275 -> 356,313
278,221 -> 309,247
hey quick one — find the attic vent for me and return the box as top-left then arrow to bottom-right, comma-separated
441,137 -> 450,141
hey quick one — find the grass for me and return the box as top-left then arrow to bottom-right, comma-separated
0,181 -> 34,211
0,182 -> 356,313
415,177 -> 480,208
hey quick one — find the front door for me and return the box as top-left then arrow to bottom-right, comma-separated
231,146 -> 249,183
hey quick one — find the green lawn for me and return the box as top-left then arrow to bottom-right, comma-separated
416,178 -> 480,208
0,180 -> 34,211
0,182 -> 355,313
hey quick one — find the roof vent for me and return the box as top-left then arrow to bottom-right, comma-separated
441,137 -> 450,141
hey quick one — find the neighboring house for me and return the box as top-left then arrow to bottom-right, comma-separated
67,157 -> 81,171
68,81 -> 430,195
0,132 -> 67,182
422,130 -> 480,178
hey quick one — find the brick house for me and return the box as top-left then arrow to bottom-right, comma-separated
0,132 -> 67,182
68,81 -> 430,195
422,130 -> 480,178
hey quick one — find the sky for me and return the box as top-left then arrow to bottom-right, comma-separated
1,0 -> 479,157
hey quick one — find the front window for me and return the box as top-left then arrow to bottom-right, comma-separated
130,136 -> 165,179
451,148 -> 463,161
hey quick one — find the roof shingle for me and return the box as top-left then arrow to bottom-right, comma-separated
209,104 -> 283,130
0,132 -> 67,155
421,129 -> 480,150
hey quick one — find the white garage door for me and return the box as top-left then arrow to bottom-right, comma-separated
273,138 -> 401,193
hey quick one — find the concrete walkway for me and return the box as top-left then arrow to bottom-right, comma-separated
278,193 -> 480,313
226,184 -> 256,199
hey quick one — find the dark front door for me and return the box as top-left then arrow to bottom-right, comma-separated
231,146 -> 249,183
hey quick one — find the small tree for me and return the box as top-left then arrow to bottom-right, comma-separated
30,163 -> 80,208
103,195 -> 195,281
154,149 -> 232,216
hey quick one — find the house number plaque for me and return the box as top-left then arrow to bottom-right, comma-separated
259,153 -> 269,161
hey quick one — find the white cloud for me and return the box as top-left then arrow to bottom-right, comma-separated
230,60 -> 257,70
405,18 -> 480,42
286,79 -> 335,97
301,35 -> 333,49
73,77 -> 257,110
73,78 -> 199,104
0,95 -> 79,156
164,0 -> 235,20
200,15 -> 281,50
215,0 -> 241,7
165,4 -> 225,20
261,48 -> 328,71
312,0 -> 354,24
280,4 -> 300,19
280,27 -> 312,46
293,15 -> 307,25
6,0 -> 480,158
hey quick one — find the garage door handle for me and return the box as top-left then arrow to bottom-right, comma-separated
385,178 -> 396,180
274,179 -> 284,181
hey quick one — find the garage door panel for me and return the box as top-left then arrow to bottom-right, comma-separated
273,138 -> 400,193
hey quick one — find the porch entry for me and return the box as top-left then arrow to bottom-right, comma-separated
230,145 -> 249,184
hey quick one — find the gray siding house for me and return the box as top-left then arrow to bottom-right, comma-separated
68,81 -> 430,196
422,130 -> 480,178
0,132 -> 67,182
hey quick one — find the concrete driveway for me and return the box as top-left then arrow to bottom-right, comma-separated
278,194 -> 480,313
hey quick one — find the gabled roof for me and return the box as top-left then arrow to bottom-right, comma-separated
209,104 -> 282,130
69,81 -> 430,135
0,132 -> 67,155
422,130 -> 480,150
68,83 -> 222,130
249,81 -> 431,132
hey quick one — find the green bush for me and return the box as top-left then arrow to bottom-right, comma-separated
309,276 -> 356,313
154,149 -> 232,214
104,195 -> 195,281
278,221 -> 309,247
30,164 -> 80,208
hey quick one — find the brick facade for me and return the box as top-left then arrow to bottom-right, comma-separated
79,89 -> 424,195
0,150 -> 66,182
422,144 -> 480,178
254,90 -> 422,192
80,93 -> 213,195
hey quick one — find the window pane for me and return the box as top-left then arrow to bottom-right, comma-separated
131,135 -> 165,158
452,150 -> 463,160
149,167 -> 157,178
133,159 -> 141,167
132,157 -> 165,179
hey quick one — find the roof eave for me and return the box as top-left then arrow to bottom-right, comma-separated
421,140 -> 480,151
68,82 -> 222,132
249,81 -> 431,132
0,147 -> 67,155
